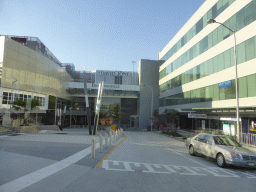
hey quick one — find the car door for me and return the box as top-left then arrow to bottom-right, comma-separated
193,134 -> 205,154
202,134 -> 214,158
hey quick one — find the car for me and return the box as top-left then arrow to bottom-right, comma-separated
186,133 -> 256,168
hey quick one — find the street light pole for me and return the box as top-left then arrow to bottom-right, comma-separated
207,19 -> 240,142
143,84 -> 153,132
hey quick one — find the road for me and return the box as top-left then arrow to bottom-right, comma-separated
1,130 -> 256,192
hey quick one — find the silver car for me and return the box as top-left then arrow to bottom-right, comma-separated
186,133 -> 256,168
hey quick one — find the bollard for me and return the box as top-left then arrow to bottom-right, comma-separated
110,131 -> 112,145
99,134 -> 103,152
105,132 -> 108,148
91,138 -> 96,159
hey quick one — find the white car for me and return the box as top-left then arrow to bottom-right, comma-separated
186,133 -> 256,168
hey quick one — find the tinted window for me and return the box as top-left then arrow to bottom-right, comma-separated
213,136 -> 241,147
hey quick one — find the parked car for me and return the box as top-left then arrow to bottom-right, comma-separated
186,133 -> 256,168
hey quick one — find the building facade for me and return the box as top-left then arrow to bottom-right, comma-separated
0,35 -> 141,128
158,0 -> 256,133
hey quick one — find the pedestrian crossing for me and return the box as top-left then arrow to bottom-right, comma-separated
101,160 -> 256,179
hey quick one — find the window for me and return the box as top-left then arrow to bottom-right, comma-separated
239,76 -> 248,98
223,49 -> 231,69
237,42 -> 246,64
245,37 -> 255,62
213,84 -> 219,101
247,74 -> 256,97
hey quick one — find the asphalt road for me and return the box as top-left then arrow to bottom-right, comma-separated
1,130 -> 256,192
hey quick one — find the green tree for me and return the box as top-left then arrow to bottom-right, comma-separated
109,103 -> 123,124
12,98 -> 41,123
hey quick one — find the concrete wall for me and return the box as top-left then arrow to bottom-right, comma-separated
139,59 -> 160,129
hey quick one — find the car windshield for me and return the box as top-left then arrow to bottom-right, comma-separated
213,136 -> 242,147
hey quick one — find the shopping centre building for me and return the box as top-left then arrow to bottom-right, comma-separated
0,35 -> 161,129
158,0 -> 256,133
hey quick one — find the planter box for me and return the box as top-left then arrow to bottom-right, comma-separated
19,125 -> 38,133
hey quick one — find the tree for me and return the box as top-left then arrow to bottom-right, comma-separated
109,103 -> 123,124
12,98 -> 41,124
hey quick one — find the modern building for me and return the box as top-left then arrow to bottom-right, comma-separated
158,0 -> 256,134
0,35 -> 144,128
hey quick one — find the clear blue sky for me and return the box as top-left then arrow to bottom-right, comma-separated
1,0 -> 205,72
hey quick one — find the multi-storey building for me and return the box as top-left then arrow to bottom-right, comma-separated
0,35 -> 141,127
158,0 -> 256,133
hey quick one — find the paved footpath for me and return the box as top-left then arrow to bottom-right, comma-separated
0,129 -> 123,192
1,130 -> 256,192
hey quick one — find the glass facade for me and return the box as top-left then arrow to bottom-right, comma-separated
159,0 -> 256,80
2,37 -> 73,100
160,35 -> 256,93
159,0 -> 236,63
159,73 -> 256,107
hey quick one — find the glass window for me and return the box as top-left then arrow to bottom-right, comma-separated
193,67 -> 197,81
237,42 -> 246,64
219,87 -> 226,100
205,86 -> 213,102
226,80 -> 236,99
208,32 -> 213,49
196,65 -> 200,80
200,87 -> 206,102
196,18 -> 203,34
236,8 -> 245,31
230,48 -> 235,67
239,76 -> 248,98
244,3 -> 254,26
245,37 -> 255,62
213,56 -> 219,74
218,53 -> 224,72
212,28 -> 218,47
224,49 -> 231,69
213,84 -> 219,101
217,26 -> 223,42
248,74 -> 256,97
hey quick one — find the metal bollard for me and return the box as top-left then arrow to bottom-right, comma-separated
99,134 -> 103,152
110,131 -> 112,145
91,138 -> 96,159
105,132 -> 108,148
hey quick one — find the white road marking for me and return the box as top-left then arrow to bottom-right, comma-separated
0,137 -> 115,192
173,166 -> 207,176
143,164 -> 157,173
102,160 -> 256,178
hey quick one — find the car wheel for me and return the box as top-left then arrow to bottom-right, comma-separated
216,153 -> 226,168
189,145 -> 195,156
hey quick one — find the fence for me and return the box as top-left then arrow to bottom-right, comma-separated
242,133 -> 256,146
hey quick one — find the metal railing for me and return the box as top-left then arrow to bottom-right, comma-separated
242,133 -> 256,146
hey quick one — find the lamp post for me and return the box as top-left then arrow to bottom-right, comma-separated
143,84 -> 153,132
207,19 -> 240,142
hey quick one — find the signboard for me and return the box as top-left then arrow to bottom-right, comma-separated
188,114 -> 207,118
98,71 -> 132,76
223,124 -> 235,136
219,80 -> 231,88
93,83 -> 120,89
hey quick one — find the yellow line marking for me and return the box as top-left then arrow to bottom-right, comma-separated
95,135 -> 127,168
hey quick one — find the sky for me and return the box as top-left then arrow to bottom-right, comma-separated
0,0 -> 205,72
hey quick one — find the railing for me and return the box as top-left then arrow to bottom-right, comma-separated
242,133 -> 256,146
